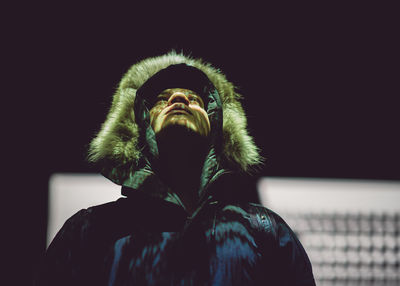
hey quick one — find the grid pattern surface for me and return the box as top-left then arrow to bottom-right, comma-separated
281,211 -> 400,285
258,177 -> 400,286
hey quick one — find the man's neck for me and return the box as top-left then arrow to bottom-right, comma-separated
156,127 -> 209,214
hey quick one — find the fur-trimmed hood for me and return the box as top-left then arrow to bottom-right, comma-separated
88,51 -> 261,186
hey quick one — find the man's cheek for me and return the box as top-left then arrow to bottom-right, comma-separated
149,107 -> 163,124
193,112 -> 210,136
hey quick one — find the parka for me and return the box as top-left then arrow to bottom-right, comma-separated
34,52 -> 316,286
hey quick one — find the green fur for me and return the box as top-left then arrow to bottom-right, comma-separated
88,51 -> 262,174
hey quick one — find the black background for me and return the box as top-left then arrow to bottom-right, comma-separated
3,3 -> 399,285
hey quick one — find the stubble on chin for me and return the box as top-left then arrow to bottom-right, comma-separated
161,115 -> 197,133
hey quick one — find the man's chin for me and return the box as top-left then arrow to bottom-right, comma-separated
156,123 -> 210,151
155,123 -> 210,165
156,123 -> 199,140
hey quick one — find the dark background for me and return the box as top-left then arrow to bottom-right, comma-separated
3,3 -> 398,285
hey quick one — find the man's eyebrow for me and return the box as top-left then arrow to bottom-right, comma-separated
158,89 -> 199,97
185,89 -> 198,95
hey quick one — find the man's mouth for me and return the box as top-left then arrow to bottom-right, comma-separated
166,104 -> 192,115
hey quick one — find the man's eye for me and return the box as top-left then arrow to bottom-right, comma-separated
188,95 -> 203,106
153,99 -> 167,107
156,95 -> 169,102
187,95 -> 196,102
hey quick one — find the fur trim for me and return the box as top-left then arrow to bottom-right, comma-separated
88,51 -> 262,173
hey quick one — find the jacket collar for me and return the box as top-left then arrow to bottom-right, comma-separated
120,165 -> 231,215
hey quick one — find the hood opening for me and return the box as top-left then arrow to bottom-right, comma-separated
101,63 -> 224,209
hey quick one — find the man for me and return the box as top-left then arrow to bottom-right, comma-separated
35,52 -> 315,285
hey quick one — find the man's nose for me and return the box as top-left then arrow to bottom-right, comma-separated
168,92 -> 190,106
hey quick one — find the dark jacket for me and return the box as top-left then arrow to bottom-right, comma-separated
36,55 -> 315,285
35,179 -> 315,286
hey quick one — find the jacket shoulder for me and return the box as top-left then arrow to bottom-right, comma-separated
48,198 -> 130,251
236,202 -> 316,286
34,199 -> 128,286
236,202 -> 279,233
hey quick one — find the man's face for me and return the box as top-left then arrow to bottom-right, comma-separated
149,88 -> 211,137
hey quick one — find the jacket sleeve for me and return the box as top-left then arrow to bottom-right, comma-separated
271,211 -> 316,286
33,209 -> 93,286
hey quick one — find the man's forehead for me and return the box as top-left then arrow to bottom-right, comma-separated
137,64 -> 215,106
160,88 -> 198,95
